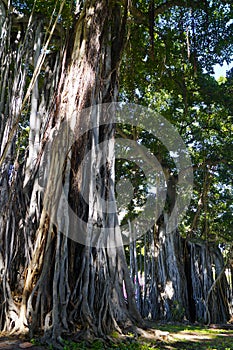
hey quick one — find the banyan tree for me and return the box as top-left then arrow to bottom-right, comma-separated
0,0 -> 232,345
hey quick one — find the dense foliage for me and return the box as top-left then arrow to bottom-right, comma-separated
120,0 -> 233,249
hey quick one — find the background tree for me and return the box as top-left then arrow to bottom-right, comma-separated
119,0 -> 233,323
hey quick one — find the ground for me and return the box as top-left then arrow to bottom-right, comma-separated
0,324 -> 233,349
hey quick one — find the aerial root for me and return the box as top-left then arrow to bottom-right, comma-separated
124,325 -> 170,341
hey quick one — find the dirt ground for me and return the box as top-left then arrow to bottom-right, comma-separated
0,336 -> 45,350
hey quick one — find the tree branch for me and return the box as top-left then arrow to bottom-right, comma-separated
130,0 -> 200,25
155,0 -> 186,16
192,158 -> 229,171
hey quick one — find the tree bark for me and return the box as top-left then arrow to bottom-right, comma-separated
0,0 -> 143,342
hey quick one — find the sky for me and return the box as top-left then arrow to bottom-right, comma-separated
212,61 -> 233,80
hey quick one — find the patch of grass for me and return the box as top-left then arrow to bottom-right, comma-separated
154,322 -> 233,335
61,335 -> 233,350
146,323 -> 233,350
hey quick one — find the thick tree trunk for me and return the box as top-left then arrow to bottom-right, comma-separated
142,223 -> 189,322
41,0 -> 142,340
0,0 -> 142,342
185,241 -> 230,324
128,225 -> 232,324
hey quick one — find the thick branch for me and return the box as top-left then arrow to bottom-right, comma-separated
130,0 -> 199,25
154,0 -> 196,16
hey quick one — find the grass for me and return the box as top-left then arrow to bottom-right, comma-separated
46,324 -> 233,350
